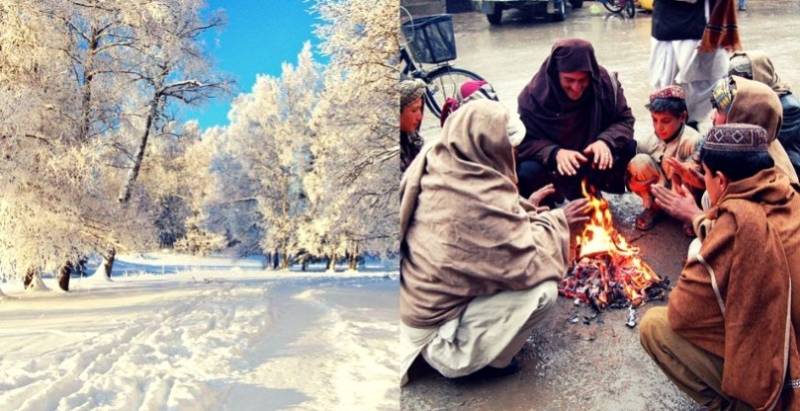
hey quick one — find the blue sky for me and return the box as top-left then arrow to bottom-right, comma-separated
183,0 -> 324,129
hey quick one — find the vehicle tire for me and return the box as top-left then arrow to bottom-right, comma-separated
549,0 -> 567,21
571,0 -> 584,8
487,5 -> 503,25
602,0 -> 624,13
624,0 -> 636,18
423,66 -> 485,118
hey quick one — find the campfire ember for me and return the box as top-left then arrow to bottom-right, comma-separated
558,182 -> 668,311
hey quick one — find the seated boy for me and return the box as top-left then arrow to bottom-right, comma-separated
627,86 -> 702,231
639,123 -> 800,410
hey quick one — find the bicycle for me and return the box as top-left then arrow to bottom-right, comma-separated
600,0 -> 636,18
401,13 -> 484,118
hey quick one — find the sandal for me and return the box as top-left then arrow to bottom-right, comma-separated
635,208 -> 661,231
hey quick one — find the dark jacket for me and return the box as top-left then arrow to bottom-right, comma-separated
780,93 -> 800,175
652,0 -> 707,41
400,131 -> 424,172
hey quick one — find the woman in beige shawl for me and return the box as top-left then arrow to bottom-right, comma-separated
399,100 -> 589,385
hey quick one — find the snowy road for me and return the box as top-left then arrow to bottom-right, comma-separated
0,255 -> 399,411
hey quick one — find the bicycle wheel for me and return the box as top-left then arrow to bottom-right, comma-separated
602,0 -> 624,13
423,66 -> 484,118
624,0 -> 636,18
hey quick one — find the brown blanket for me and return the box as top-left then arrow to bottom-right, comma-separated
669,168 -> 800,410
399,100 -> 570,328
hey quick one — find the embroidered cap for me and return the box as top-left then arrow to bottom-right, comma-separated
703,123 -> 769,153
649,85 -> 686,102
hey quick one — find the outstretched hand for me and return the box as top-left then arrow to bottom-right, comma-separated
556,149 -> 588,176
652,183 -> 702,224
583,140 -> 613,170
562,198 -> 592,235
665,157 -> 704,190
528,183 -> 556,207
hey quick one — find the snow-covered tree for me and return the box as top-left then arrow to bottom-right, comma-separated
217,43 -> 322,268
304,0 -> 400,264
115,0 -> 230,204
0,0 -> 227,289
0,1 -> 150,289
137,119 -> 225,256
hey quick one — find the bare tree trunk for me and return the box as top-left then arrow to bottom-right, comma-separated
301,256 -> 308,272
57,261 -> 73,291
102,248 -> 116,279
76,256 -> 89,277
78,27 -> 99,144
273,249 -> 279,270
327,252 -> 337,272
280,247 -> 290,269
23,267 -> 36,289
348,253 -> 358,271
118,96 -> 160,203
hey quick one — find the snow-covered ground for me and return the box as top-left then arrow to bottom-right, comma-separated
0,253 -> 399,411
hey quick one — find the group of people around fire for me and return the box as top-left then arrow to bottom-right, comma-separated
398,0 -> 800,409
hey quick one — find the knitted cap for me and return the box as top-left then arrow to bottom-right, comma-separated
400,79 -> 427,110
703,123 -> 769,153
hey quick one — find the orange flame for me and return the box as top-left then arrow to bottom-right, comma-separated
568,181 -> 662,308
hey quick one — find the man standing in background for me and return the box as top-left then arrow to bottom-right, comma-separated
649,0 -> 740,130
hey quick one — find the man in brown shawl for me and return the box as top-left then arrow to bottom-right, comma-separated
640,123 -> 800,410
653,75 -> 800,226
399,100 -> 590,385
516,38 -> 636,201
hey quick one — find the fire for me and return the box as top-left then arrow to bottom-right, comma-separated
559,182 -> 666,310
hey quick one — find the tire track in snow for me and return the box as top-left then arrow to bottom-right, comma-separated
1,281 -> 274,411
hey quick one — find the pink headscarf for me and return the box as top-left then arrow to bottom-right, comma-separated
440,80 -> 491,126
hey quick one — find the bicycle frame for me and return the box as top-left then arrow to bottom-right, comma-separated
400,47 -> 419,77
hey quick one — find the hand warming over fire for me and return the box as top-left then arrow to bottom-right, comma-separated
664,157 -> 704,190
562,198 -> 591,235
652,184 -> 701,224
528,183 -> 556,207
555,149 -> 588,176
583,140 -> 613,170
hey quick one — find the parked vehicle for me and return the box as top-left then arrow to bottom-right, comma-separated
471,0 -> 584,25
600,0 -> 636,18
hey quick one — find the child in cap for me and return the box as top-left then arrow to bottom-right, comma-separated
627,85 -> 703,231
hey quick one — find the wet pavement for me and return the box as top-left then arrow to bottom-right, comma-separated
404,1 -> 800,410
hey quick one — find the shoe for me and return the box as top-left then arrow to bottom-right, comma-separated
635,208 -> 661,231
468,357 -> 521,380
738,6 -> 746,11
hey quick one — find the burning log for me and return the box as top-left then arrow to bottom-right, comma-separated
559,182 -> 668,311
